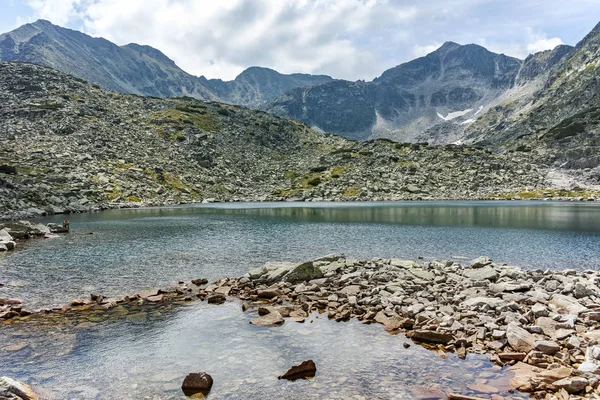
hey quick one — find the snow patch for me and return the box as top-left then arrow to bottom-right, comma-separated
474,105 -> 484,116
437,108 -> 473,121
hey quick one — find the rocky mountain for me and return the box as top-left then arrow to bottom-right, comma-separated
459,22 -> 600,170
2,62 -> 581,220
268,41 -> 575,141
0,20 -> 332,107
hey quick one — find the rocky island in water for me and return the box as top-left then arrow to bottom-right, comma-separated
1,5 -> 600,400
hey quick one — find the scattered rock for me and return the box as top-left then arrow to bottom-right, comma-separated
278,360 -> 316,381
181,372 -> 213,396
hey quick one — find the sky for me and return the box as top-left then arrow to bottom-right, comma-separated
1,0 -> 599,81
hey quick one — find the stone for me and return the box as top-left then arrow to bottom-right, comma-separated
552,377 -> 587,394
463,266 -> 498,281
284,261 -> 324,283
460,297 -> 504,309
191,278 -> 208,286
181,372 -> 213,396
470,256 -> 492,268
257,289 -> 283,299
506,323 -> 536,353
534,340 -> 561,355
249,312 -> 284,327
278,360 -> 316,381
549,294 -> 588,315
0,376 -> 39,400
207,294 -> 226,304
407,330 -> 454,344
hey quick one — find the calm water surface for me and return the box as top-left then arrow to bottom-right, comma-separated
0,301 -> 527,400
1,201 -> 600,308
1,201 -> 598,399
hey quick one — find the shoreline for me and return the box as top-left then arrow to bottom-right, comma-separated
1,195 -> 598,222
4,255 -> 600,398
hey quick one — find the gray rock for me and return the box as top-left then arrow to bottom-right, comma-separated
506,322 -> 537,353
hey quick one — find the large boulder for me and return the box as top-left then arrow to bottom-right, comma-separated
284,261 -> 324,284
506,323 -> 536,353
0,377 -> 39,400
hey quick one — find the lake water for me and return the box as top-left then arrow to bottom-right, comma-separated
1,201 -> 599,399
1,201 -> 600,308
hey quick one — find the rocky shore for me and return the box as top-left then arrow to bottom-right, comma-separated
4,255 -> 600,398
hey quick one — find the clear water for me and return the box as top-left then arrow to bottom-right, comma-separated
2,200 -> 597,399
1,201 -> 600,308
0,300 -> 527,399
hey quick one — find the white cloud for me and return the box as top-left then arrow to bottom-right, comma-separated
526,36 -> 564,54
12,0 -> 600,80
26,0 -> 83,26
412,43 -> 442,58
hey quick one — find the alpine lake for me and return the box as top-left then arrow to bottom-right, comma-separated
1,201 -> 600,399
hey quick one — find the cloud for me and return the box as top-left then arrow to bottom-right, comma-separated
12,0 -> 600,80
526,35 -> 564,54
26,0 -> 83,26
412,43 -> 442,58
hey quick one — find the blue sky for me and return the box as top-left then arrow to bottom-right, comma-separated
1,0 -> 599,81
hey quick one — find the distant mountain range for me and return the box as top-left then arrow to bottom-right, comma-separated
0,20 -> 332,107
1,19 -> 599,164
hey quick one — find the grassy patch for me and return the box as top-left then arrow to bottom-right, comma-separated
343,187 -> 358,197
150,108 -> 222,133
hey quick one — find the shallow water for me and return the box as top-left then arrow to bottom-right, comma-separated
1,201 -> 600,308
0,300 -> 527,400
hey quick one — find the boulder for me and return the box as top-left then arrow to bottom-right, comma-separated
257,289 -> 283,299
0,376 -> 39,400
284,261 -> 324,283
552,377 -> 587,394
181,372 -> 213,396
506,323 -> 536,353
407,330 -> 454,344
534,340 -> 560,355
463,265 -> 498,281
278,360 -> 316,381
470,256 -> 492,268
549,294 -> 588,315
207,294 -> 226,304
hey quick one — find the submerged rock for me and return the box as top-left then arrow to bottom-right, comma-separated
278,360 -> 317,381
250,311 -> 284,327
181,372 -> 213,396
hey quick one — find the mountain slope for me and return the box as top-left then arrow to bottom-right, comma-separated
462,22 -> 600,170
0,62 -> 560,219
268,42 -> 531,141
0,20 -> 332,107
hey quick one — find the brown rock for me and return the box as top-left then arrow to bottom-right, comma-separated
181,372 -> 213,396
250,311 -> 284,327
278,360 -> 316,381
257,289 -> 283,299
191,278 -> 208,286
407,330 -> 454,344
207,294 -> 226,304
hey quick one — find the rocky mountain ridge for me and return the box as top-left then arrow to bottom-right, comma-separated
268,41 -> 574,142
2,62 -> 590,220
0,20 -> 332,108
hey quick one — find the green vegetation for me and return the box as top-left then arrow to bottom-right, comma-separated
343,187 -> 358,197
150,107 -> 222,133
